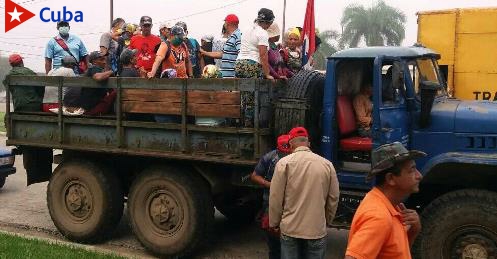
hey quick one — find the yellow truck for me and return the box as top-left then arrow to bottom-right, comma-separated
417,7 -> 497,101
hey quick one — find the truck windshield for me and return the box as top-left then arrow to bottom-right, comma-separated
409,58 -> 447,97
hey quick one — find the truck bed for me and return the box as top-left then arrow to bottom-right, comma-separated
5,76 -> 281,166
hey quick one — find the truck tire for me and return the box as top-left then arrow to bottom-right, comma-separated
47,159 -> 124,243
275,70 -> 325,153
128,165 -> 214,257
0,177 -> 5,188
413,189 -> 497,259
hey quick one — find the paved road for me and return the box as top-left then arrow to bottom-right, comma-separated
0,136 -> 349,258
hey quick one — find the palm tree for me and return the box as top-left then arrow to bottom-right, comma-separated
313,30 -> 341,70
340,0 -> 406,48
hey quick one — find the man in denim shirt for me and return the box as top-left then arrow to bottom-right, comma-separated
45,21 -> 88,75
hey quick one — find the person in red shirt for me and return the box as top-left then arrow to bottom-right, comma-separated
129,16 -> 161,77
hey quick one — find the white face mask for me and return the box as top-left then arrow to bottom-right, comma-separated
58,26 -> 70,36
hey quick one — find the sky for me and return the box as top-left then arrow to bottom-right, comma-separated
1,0 -> 496,72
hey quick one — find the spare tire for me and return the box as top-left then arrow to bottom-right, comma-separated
275,70 -> 325,154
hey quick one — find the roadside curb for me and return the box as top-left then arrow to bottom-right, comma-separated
0,224 -> 154,259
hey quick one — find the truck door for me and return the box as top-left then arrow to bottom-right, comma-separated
374,59 -> 410,146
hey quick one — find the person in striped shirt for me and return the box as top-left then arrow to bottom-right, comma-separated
200,14 -> 241,78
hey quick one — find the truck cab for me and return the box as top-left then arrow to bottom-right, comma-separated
317,46 -> 497,258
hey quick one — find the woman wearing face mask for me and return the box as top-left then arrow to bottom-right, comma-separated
44,21 -> 89,75
148,25 -> 192,79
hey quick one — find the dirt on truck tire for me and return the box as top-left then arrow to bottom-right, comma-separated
128,165 -> 214,258
47,159 -> 124,243
413,189 -> 497,259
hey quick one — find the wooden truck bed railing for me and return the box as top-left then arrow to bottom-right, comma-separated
5,76 -> 283,165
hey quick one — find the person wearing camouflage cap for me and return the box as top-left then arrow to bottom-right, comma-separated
345,142 -> 426,259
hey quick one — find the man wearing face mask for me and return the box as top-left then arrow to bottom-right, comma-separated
175,21 -> 201,78
129,16 -> 161,77
45,21 -> 88,75
148,25 -> 192,79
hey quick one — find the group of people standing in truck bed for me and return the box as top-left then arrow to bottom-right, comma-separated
4,7 -> 322,117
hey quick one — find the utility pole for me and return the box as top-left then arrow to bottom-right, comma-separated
110,0 -> 114,28
282,0 -> 287,39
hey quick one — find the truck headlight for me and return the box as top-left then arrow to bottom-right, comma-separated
0,156 -> 15,166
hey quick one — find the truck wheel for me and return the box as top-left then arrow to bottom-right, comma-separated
413,189 -> 497,259
214,188 -> 261,224
0,177 -> 5,188
275,70 -> 325,153
128,166 -> 214,257
47,160 -> 124,243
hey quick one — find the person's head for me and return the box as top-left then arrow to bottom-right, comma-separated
223,14 -> 239,34
89,51 -> 106,68
201,35 -> 214,48
288,127 -> 310,151
256,8 -> 275,30
120,48 -> 138,66
175,21 -> 188,38
369,142 -> 426,195
139,16 -> 153,36
159,22 -> 173,38
61,56 -> 77,68
111,18 -> 125,31
8,54 -> 23,68
277,134 -> 291,154
360,82 -> 373,96
286,28 -> 301,49
56,21 -> 70,37
169,25 -> 185,46
267,23 -> 280,43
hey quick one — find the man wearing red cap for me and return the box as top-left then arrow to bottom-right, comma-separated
2,54 -> 44,112
200,14 -> 241,78
269,127 -> 339,259
250,134 -> 291,259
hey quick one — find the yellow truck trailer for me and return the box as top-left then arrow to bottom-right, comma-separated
417,7 -> 497,101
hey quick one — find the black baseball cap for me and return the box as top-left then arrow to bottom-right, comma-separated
140,16 -> 153,25
57,21 -> 69,27
257,8 -> 275,22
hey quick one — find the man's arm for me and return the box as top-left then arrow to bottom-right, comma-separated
250,171 -> 271,188
268,161 -> 287,228
399,203 -> 422,246
200,49 -> 223,59
325,164 -> 340,226
258,45 -> 273,80
45,58 -> 52,75
92,70 -> 113,81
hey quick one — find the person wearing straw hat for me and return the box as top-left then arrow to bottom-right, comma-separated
345,142 -> 426,259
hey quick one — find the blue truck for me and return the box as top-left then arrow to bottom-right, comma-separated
4,45 -> 497,258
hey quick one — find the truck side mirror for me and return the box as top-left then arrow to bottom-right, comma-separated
419,81 -> 440,128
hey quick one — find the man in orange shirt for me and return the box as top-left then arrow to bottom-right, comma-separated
148,25 -> 192,79
345,142 -> 426,259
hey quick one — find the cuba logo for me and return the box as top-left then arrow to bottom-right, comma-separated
4,0 -> 83,33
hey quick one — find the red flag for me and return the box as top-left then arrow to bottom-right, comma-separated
301,0 -> 316,65
4,0 -> 36,33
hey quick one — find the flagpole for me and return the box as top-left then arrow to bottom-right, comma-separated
110,0 -> 114,28
282,0 -> 287,42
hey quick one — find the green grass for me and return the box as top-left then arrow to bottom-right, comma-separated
0,232 -> 125,259
0,112 -> 4,132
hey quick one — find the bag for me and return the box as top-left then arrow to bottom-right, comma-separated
54,37 -> 88,74
260,213 -> 280,237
